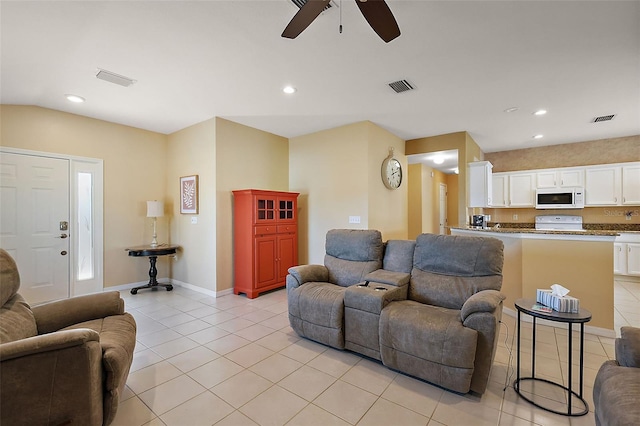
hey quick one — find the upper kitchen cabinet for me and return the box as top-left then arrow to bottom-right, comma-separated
491,172 -> 535,207
492,173 -> 508,207
468,161 -> 493,207
622,163 -> 640,205
536,168 -> 584,189
508,173 -> 535,207
585,162 -> 640,206
585,166 -> 621,205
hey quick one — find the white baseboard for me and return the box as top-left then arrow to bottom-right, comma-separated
106,278 -> 230,298
503,307 -> 616,338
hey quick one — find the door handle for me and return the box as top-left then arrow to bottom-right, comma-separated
55,233 -> 68,239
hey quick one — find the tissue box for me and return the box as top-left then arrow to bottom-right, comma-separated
536,289 -> 580,313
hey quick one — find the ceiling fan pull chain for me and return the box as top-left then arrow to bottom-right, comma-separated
339,0 -> 343,34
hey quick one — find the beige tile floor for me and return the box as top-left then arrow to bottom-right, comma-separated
112,279 -> 640,426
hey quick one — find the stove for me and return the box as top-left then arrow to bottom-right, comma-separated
535,215 -> 584,231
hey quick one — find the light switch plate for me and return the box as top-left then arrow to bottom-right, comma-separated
349,216 -> 361,224
191,217 -> 198,224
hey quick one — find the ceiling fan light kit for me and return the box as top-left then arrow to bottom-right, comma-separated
282,0 -> 400,43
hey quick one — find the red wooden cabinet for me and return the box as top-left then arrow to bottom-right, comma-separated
232,189 -> 299,298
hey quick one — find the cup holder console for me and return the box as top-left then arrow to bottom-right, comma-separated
354,282 -> 387,291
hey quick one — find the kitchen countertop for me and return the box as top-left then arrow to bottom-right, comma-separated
450,226 -> 621,237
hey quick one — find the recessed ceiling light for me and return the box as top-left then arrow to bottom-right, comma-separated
533,134 -> 544,139
432,156 -> 445,164
504,107 -> 519,113
283,86 -> 296,94
65,94 -> 85,103
533,109 -> 547,116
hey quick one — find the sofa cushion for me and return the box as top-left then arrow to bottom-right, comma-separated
382,240 -> 416,273
379,300 -> 478,393
0,294 -> 37,344
325,256 -> 382,287
409,269 -> 503,310
325,229 -> 383,262
410,234 -> 503,309
413,234 -> 503,277
380,300 -> 478,369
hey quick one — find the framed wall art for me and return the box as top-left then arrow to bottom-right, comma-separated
180,175 -> 199,214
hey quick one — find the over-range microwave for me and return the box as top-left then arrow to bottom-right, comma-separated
535,187 -> 585,209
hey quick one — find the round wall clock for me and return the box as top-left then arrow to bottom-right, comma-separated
381,148 -> 402,190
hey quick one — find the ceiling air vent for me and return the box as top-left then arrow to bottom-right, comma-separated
592,114 -> 616,123
290,0 -> 334,12
388,79 -> 415,94
96,68 -> 136,87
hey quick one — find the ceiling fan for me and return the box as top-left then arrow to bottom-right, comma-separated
282,0 -> 401,43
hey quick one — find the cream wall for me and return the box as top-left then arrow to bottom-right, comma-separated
215,118 -> 289,293
166,119 -> 216,291
0,105 -> 168,287
366,123 -> 408,240
289,121 -> 407,264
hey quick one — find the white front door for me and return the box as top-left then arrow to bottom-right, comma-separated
0,152 -> 70,304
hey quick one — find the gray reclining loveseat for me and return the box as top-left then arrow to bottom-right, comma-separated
287,229 -> 505,395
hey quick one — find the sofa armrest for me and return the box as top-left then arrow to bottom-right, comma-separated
286,265 -> 329,289
363,269 -> 410,287
32,292 -> 124,334
616,326 -> 640,368
0,328 -> 100,361
460,290 -> 505,322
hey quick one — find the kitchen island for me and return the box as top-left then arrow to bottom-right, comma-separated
451,227 -> 618,334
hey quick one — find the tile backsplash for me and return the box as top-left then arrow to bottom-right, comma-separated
484,207 -> 640,226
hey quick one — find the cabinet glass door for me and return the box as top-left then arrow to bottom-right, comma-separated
278,198 -> 295,222
256,197 -> 276,222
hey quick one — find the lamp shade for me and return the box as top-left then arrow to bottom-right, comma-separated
146,200 -> 164,218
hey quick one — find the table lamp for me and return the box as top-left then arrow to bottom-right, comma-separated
146,200 -> 164,247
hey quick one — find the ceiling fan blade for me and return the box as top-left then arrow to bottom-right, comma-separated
282,0 -> 331,39
355,0 -> 401,43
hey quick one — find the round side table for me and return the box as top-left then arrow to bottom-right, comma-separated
513,298 -> 592,417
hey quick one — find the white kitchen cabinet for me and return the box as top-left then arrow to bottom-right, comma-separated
492,173 -> 508,207
614,243 -> 626,275
628,243 -> 640,276
536,168 -> 584,189
614,234 -> 640,277
585,166 -> 622,206
508,173 -> 535,207
468,161 -> 492,207
622,163 -> 640,205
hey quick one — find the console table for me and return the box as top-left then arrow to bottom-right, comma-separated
126,245 -> 179,294
513,298 -> 592,416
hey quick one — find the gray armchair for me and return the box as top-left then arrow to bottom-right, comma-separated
0,249 -> 136,426
593,326 -> 640,426
286,229 -> 384,349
